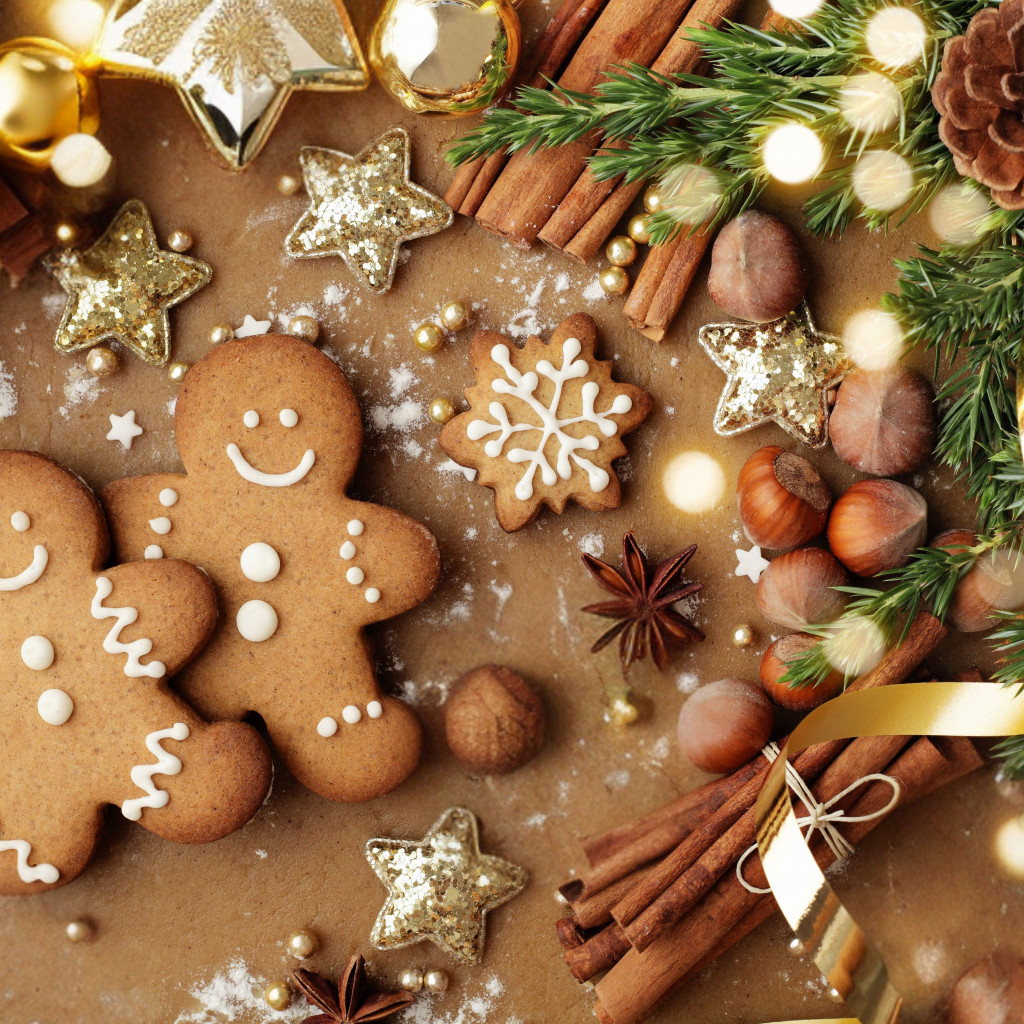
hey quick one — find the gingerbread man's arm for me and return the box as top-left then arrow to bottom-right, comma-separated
101,473 -> 189,564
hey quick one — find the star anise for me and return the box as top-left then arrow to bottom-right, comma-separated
582,533 -> 704,671
291,959 -> 415,1024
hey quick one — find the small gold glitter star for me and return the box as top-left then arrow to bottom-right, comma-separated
697,304 -> 851,449
45,200 -> 211,367
285,128 -> 453,294
365,807 -> 527,964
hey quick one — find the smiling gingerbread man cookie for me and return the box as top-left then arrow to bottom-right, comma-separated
102,335 -> 440,803
0,450 -> 273,894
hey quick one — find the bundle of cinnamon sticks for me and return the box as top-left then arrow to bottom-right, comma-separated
554,611 -> 987,1024
0,176 -> 48,284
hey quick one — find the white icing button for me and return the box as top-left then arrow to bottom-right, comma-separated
11,511 -> 29,532
236,600 -> 278,642
279,408 -> 298,427
149,517 -> 172,535
339,541 -> 356,560
243,410 -> 260,428
240,542 -> 281,583
347,519 -> 364,536
144,544 -> 164,560
37,688 -> 73,726
365,588 -> 381,604
317,716 -> 338,738
367,700 -> 383,719
345,566 -> 364,585
158,488 -> 178,507
21,635 -> 54,671
342,705 -> 362,725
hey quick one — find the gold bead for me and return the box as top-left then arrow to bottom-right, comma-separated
277,173 -> 301,195
827,987 -> 845,1004
788,937 -> 805,957
167,361 -> 190,383
286,929 -> 319,960
65,918 -> 92,942
627,214 -> 652,245
608,695 -> 639,726
264,980 -> 292,1011
209,323 -> 235,345
166,229 -> 193,253
605,235 -> 637,267
429,398 -> 455,425
643,183 -> 664,215
598,265 -> 629,296
53,220 -> 80,246
731,623 -> 755,649
440,300 -> 469,332
85,345 -> 118,377
414,322 -> 444,353
286,314 -> 320,344
399,967 -> 424,992
424,969 -> 449,994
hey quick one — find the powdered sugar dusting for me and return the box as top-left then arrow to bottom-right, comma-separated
0,361 -> 16,419
60,363 -> 101,417
174,959 -> 306,1022
398,976 -> 518,1024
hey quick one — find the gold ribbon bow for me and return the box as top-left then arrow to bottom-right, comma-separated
754,682 -> 1024,1024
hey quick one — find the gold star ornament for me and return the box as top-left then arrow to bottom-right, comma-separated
365,807 -> 527,964
97,0 -> 369,169
285,128 -> 453,293
45,199 -> 211,366
697,304 -> 852,449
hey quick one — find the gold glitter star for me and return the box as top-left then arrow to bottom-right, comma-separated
45,200 -> 211,367
285,128 -> 453,294
365,807 -> 527,964
97,0 -> 368,169
697,304 -> 852,449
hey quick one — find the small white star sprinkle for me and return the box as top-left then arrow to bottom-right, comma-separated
735,545 -> 770,583
106,410 -> 143,450
235,314 -> 272,337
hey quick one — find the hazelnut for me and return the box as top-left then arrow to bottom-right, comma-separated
759,633 -> 844,711
827,479 -> 927,576
677,678 -> 774,774
707,210 -> 809,323
934,529 -> 1024,632
950,953 -> 1024,1024
755,547 -> 848,629
737,445 -> 831,550
829,365 -> 936,476
444,666 -> 545,775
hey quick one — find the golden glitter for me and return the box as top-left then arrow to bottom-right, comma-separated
45,199 -> 211,367
697,304 -> 851,449
285,128 -> 453,294
365,807 -> 527,964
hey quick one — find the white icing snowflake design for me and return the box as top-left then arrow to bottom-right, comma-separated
466,339 -> 634,501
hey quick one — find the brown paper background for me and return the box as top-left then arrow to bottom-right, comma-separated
0,2 -> 1020,1022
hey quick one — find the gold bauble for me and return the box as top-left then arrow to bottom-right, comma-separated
599,265 -> 629,296
731,623 -> 755,649
286,929 -> 319,959
264,980 -> 292,1011
399,967 -> 424,992
369,0 -> 522,115
429,397 -> 455,424
608,695 -> 639,726
167,361 -> 190,383
85,345 -> 118,377
643,183 -> 664,215
605,235 -> 637,267
166,229 -> 193,253
424,969 -> 450,994
277,173 -> 301,195
65,918 -> 93,943
286,314 -> 320,343
440,299 -> 469,331
414,322 -> 444,352
209,323 -> 234,345
627,213 -> 652,245
0,38 -> 99,170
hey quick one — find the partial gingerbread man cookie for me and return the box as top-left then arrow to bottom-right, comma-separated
102,335 -> 441,803
440,313 -> 653,531
0,451 -> 272,895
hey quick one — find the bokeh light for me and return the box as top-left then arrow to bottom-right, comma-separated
762,124 -> 824,184
994,815 -> 1024,880
838,72 -> 902,135
865,7 -> 928,69
769,0 -> 826,17
663,451 -> 726,514
929,182 -> 992,245
822,614 -> 887,678
852,150 -> 914,211
660,163 -> 724,226
48,0 -> 106,51
842,309 -> 905,370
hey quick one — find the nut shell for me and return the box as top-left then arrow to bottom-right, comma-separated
444,665 -> 545,775
755,547 -> 848,629
950,953 -> 1024,1024
677,678 -> 774,774
934,528 -> 1024,632
760,633 -> 844,711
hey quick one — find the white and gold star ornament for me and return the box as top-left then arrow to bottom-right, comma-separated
285,127 -> 453,293
96,0 -> 369,168
697,305 -> 851,450
365,807 -> 527,964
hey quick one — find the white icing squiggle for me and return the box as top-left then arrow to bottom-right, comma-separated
0,544 -> 47,591
225,443 -> 315,487
0,839 -> 59,884
121,722 -> 190,821
90,577 -> 166,678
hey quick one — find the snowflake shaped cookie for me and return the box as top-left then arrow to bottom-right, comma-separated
440,314 -> 653,532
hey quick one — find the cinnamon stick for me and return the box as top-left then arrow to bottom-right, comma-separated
0,177 -> 48,283
565,921 -> 633,981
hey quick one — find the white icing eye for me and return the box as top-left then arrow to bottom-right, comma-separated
279,408 -> 298,428
243,410 -> 260,428
145,545 -> 164,560
11,511 -> 29,532
158,488 -> 178,507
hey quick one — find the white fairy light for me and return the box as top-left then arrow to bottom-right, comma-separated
769,0 -> 826,18
842,309 -> 904,370
852,150 -> 914,212
838,72 -> 902,135
762,124 -> 824,184
663,451 -> 726,514
822,614 -> 886,678
865,7 -> 928,69
660,163 -> 724,227
929,182 -> 992,245
994,815 -> 1024,880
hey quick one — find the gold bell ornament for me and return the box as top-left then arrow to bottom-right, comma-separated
369,0 -> 522,116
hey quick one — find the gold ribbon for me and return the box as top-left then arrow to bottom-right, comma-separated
754,682 -> 1024,1024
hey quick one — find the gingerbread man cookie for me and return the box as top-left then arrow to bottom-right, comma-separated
0,451 -> 272,894
102,335 -> 440,803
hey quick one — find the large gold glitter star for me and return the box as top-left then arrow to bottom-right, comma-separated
697,304 -> 851,449
97,0 -> 369,169
365,807 -> 527,964
285,128 -> 453,293
45,200 -> 211,367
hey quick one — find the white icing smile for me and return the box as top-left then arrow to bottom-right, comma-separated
0,544 -> 48,592
226,443 -> 315,487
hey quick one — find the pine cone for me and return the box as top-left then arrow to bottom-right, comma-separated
933,0 -> 1024,209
